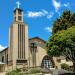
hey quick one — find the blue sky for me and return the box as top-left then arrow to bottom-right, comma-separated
0,0 -> 75,51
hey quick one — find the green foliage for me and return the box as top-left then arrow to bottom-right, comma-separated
16,68 -> 21,72
47,9 -> 75,72
61,63 -> 70,70
47,26 -> 75,60
6,68 -> 21,75
29,68 -> 41,74
6,68 -> 42,75
52,10 -> 75,34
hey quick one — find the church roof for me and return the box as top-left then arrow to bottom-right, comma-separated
0,47 -> 8,53
0,37 -> 46,53
29,37 -> 46,43
14,8 -> 23,12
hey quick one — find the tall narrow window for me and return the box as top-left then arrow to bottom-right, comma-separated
18,25 -> 19,58
7,54 -> 8,64
20,24 -> 21,59
24,26 -> 25,59
22,25 -> 23,59
2,56 -> 4,62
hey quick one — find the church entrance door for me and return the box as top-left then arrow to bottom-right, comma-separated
41,55 -> 54,69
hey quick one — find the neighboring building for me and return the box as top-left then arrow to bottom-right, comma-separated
0,7 -> 73,72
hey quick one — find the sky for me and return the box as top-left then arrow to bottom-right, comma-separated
0,0 -> 75,51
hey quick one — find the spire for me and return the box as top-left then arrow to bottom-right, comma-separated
16,1 -> 21,8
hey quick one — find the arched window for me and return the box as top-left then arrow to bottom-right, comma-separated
41,55 -> 54,68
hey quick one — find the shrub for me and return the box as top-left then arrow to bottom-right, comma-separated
6,68 -> 42,75
29,68 -> 41,74
61,63 -> 70,70
6,68 -> 21,75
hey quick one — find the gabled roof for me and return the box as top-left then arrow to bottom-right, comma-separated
0,47 -> 8,53
29,37 -> 46,43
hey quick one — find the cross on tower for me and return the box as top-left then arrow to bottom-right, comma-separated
16,1 -> 21,8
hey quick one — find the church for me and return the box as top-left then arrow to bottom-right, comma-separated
0,3 -> 73,72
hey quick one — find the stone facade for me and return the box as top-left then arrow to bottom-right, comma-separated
0,8 -> 73,72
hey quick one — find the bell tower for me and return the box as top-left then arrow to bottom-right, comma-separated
14,8 -> 23,22
8,1 -> 29,69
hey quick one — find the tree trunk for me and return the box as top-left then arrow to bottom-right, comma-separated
73,63 -> 75,74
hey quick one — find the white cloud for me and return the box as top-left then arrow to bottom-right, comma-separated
64,3 -> 70,7
47,12 -> 54,19
26,10 -> 54,19
41,9 -> 48,14
52,0 -> 61,12
27,11 -> 44,18
45,27 -> 52,33
27,9 -> 48,18
0,45 -> 6,51
26,9 -> 49,18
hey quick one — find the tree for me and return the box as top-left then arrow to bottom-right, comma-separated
47,10 -> 75,73
52,10 -> 75,34
47,26 -> 75,72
